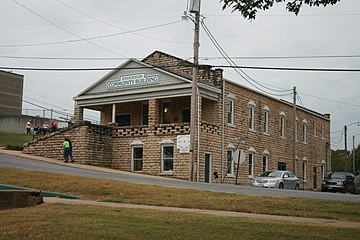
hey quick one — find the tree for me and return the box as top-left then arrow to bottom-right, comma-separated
221,0 -> 341,20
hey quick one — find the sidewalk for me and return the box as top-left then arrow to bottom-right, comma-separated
44,197 -> 360,229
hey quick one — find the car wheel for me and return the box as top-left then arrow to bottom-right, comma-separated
295,184 -> 299,190
279,183 -> 284,189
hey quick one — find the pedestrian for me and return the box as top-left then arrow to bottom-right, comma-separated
63,137 -> 70,163
51,121 -> 58,132
68,137 -> 74,163
26,120 -> 31,134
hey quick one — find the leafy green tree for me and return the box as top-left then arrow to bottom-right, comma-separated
331,149 -> 347,172
331,144 -> 360,173
221,0 -> 341,20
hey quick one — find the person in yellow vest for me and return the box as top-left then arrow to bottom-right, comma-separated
63,137 -> 70,163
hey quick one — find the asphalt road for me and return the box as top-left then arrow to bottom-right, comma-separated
1,153 -> 359,203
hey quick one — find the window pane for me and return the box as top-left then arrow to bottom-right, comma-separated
133,147 -> 143,159
163,146 -> 173,158
162,145 -> 174,172
133,146 -> 143,171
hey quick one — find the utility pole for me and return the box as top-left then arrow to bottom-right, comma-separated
353,135 -> 355,171
344,125 -> 347,171
189,0 -> 201,181
292,86 -> 297,175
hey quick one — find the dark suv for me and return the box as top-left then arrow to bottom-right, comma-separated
321,172 -> 357,194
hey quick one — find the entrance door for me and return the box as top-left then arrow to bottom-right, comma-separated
313,167 -> 317,190
205,153 -> 212,183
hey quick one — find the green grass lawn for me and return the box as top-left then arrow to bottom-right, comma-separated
1,204 -> 359,240
1,167 -> 360,222
0,131 -> 33,148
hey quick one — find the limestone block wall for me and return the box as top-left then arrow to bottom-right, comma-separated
223,82 -> 331,189
23,122 -> 113,167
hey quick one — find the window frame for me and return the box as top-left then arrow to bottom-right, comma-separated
227,95 -> 235,126
161,144 -> 174,172
248,151 -> 254,177
263,109 -> 269,134
302,120 -> 307,143
280,113 -> 285,138
262,154 -> 268,172
131,145 -> 143,172
227,147 -> 234,176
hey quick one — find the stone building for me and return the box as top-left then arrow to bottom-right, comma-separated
0,70 -> 23,116
24,51 -> 331,190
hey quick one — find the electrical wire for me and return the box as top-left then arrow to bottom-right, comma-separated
199,18 -> 294,97
11,0 -> 125,57
55,0 -> 189,45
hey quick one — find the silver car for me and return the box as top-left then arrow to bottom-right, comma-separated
251,170 -> 300,190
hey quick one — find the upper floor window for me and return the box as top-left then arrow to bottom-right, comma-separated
248,101 -> 256,131
227,94 -> 235,126
295,118 -> 298,142
321,123 -> 325,139
263,106 -> 269,134
161,101 -> 172,124
141,102 -> 149,125
303,119 -> 307,143
280,112 -> 285,138
313,121 -> 317,137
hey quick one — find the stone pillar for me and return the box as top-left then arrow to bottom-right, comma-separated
73,105 -> 84,124
148,99 -> 159,127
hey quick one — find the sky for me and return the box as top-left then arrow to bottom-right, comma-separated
0,0 -> 359,150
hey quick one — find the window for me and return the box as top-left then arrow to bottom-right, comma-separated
249,106 -> 255,130
141,102 -> 149,125
248,152 -> 254,177
227,148 -> 234,176
263,109 -> 269,134
313,121 -> 317,136
302,120 -> 307,143
262,154 -> 268,172
280,113 -> 285,138
161,101 -> 172,124
162,145 -> 174,172
295,118 -> 298,142
303,160 -> 307,182
278,162 -> 286,171
182,108 -> 190,123
132,146 -> 143,171
227,96 -> 234,125
321,124 -> 325,139
116,114 -> 131,126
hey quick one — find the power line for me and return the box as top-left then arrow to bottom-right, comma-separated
200,18 -> 292,97
55,0 -> 189,45
2,54 -> 360,61
2,64 -> 360,72
11,0 -> 124,57
201,54 -> 360,60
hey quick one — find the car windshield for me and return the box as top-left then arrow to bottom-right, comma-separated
328,172 -> 346,179
259,171 -> 282,178
259,171 -> 273,177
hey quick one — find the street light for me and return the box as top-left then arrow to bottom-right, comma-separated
344,121 -> 360,171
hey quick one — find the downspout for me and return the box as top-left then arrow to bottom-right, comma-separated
221,78 -> 225,183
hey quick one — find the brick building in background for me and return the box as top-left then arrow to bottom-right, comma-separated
24,51 -> 331,190
0,70 -> 23,116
